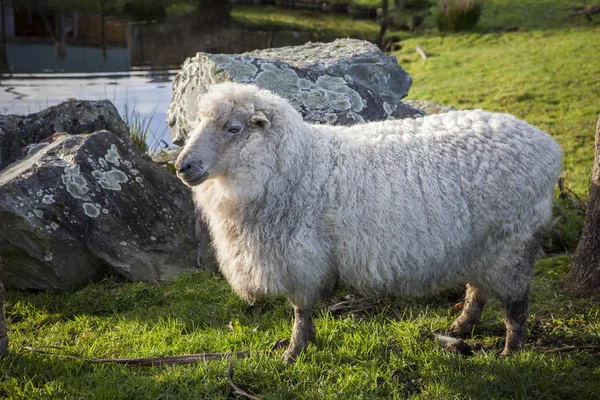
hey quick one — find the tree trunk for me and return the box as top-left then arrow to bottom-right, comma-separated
0,282 -> 7,356
377,0 -> 388,49
568,115 -> 600,297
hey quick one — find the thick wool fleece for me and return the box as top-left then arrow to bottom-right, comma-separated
182,83 -> 562,312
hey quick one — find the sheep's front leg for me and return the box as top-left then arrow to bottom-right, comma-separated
284,306 -> 316,362
449,283 -> 486,336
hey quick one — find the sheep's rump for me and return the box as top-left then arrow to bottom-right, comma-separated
312,110 -> 562,297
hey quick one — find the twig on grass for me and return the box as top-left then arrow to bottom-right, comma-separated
23,346 -> 249,367
227,358 -> 263,400
542,345 -> 600,354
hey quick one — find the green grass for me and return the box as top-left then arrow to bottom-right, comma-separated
231,5 -> 381,41
2,262 -> 599,399
397,27 -> 600,196
395,24 -> 600,250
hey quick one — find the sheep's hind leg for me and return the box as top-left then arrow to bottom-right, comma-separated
283,306 -> 316,363
449,283 -> 486,336
499,236 -> 538,355
500,295 -> 529,356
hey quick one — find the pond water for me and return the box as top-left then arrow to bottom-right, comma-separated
0,1 -> 369,149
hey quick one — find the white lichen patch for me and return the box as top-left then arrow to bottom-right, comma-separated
50,221 -> 59,231
130,169 -> 139,176
253,62 -> 365,124
42,194 -> 55,205
62,165 -> 91,200
383,102 -> 397,120
99,158 -> 108,169
92,168 -> 129,190
135,177 -> 143,184
83,203 -> 100,218
210,54 -> 258,83
33,209 -> 44,219
105,144 -> 122,166
44,252 -> 53,262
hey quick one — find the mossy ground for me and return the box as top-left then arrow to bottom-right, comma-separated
2,1 -> 600,399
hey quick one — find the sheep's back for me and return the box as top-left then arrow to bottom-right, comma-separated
316,110 -> 561,297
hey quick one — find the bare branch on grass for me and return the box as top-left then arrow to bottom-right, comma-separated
23,346 -> 249,367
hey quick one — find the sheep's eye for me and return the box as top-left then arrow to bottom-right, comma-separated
228,126 -> 241,134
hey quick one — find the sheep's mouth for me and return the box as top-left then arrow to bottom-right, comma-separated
180,172 -> 209,186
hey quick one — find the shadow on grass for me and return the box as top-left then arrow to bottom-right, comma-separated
5,271 -> 290,334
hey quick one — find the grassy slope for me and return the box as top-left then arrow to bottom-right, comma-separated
2,2 -> 600,399
397,27 -> 600,196
231,5 -> 381,41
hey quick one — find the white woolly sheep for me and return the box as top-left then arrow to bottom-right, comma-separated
175,82 -> 562,360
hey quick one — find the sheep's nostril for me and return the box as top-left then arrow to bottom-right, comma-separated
176,161 -> 192,173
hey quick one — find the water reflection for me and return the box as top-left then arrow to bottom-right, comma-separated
0,0 -> 348,148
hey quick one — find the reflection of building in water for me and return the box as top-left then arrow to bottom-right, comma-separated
1,1 -> 129,73
127,6 -> 325,69
0,0 -> 333,73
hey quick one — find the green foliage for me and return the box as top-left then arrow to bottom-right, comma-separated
121,102 -> 162,154
396,25 -> 600,248
122,112 -> 150,153
399,0 -> 432,11
230,5 -> 380,41
437,0 -> 483,32
1,263 -> 599,398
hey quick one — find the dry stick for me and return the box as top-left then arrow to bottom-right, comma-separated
227,358 -> 264,400
23,346 -> 249,367
543,345 -> 600,354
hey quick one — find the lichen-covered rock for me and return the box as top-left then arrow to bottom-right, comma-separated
0,282 -> 7,356
0,99 -> 128,171
0,130 -> 202,290
167,39 -> 422,145
404,100 -> 457,115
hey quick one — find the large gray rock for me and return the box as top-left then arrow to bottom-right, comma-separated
167,38 -> 422,145
0,130 -> 202,290
0,99 -> 128,171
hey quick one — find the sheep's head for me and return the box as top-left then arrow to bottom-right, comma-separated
175,83 -> 272,187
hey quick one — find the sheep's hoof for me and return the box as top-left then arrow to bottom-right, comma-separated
282,342 -> 308,363
499,344 -> 519,357
282,349 -> 298,364
448,319 -> 473,337
499,348 -> 511,357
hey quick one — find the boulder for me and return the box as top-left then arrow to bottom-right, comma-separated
0,130 -> 203,290
0,99 -> 128,171
167,38 -> 423,145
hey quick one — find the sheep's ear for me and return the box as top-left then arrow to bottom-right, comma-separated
250,111 -> 271,130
